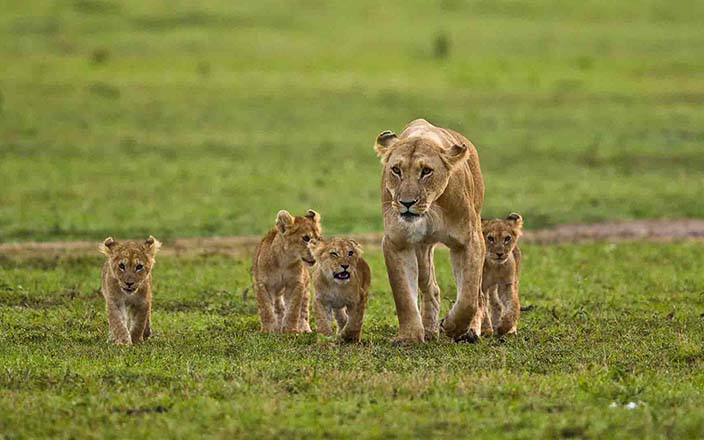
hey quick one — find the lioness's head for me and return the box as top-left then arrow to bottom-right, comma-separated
482,213 -> 523,265
309,237 -> 362,284
374,130 -> 469,221
99,236 -> 161,294
275,209 -> 322,266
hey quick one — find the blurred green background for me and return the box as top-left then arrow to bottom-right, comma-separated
1,0 -> 703,242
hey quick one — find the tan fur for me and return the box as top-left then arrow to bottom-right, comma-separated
252,209 -> 321,333
309,238 -> 370,343
99,236 -> 161,345
481,213 -> 523,335
375,119 -> 485,343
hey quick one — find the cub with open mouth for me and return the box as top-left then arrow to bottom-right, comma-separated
309,237 -> 370,343
252,209 -> 322,333
99,235 -> 161,345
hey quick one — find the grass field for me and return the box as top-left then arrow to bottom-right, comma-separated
2,1 -> 704,438
1,0 -> 704,241
1,242 -> 704,438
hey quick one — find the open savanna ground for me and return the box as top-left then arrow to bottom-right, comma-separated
1,241 -> 704,438
1,0 -> 704,241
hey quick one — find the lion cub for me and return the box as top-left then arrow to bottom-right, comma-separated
252,209 -> 321,333
481,213 -> 523,335
309,237 -> 370,343
99,236 -> 161,345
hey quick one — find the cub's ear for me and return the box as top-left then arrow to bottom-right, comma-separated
308,237 -> 324,251
305,209 -> 320,223
506,212 -> 523,229
276,210 -> 294,233
144,235 -> 162,256
99,237 -> 117,256
443,143 -> 469,168
349,239 -> 363,256
374,130 -> 398,163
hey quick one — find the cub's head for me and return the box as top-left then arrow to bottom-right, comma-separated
275,209 -> 322,266
374,130 -> 468,222
309,237 -> 362,284
99,236 -> 161,294
482,213 -> 523,265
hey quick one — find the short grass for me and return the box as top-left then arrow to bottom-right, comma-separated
2,0 -> 704,241
1,241 -> 703,438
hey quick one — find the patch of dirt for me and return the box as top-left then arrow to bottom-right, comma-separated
1,219 -> 702,259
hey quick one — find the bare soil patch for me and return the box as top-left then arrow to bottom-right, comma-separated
1,219 -> 702,259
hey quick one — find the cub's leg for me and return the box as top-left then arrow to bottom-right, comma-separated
333,308 -> 348,332
339,301 -> 365,343
497,283 -> 520,335
298,288 -> 312,333
281,282 -> 305,332
417,245 -> 441,341
487,285 -> 502,334
274,295 -> 285,330
480,289 -> 494,336
254,282 -> 278,333
143,314 -> 152,340
106,300 -> 131,345
314,297 -> 334,336
129,303 -> 150,343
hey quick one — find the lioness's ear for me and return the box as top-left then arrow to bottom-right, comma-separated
374,130 -> 397,163
276,210 -> 294,233
443,143 -> 469,168
305,209 -> 320,224
99,237 -> 117,256
144,235 -> 162,256
506,212 -> 523,229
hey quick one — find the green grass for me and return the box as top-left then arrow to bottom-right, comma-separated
2,0 -> 704,241
1,242 -> 704,438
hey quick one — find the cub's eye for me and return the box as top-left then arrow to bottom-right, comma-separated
391,166 -> 401,176
302,235 -> 310,243
487,236 -> 495,243
118,263 -> 126,271
504,236 -> 512,244
348,250 -> 354,256
135,264 -> 144,272
330,252 -> 339,258
420,167 -> 433,177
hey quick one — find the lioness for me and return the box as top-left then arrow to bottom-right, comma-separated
252,209 -> 321,333
309,237 -> 370,343
375,118 -> 485,343
482,213 -> 523,335
99,236 -> 161,345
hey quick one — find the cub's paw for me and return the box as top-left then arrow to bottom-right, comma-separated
454,329 -> 479,344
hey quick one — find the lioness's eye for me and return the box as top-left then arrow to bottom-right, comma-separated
118,262 -> 126,271
421,167 -> 433,177
135,264 -> 144,272
504,236 -> 512,243
391,166 -> 401,176
302,235 -> 310,243
348,250 -> 354,256
330,252 -> 339,257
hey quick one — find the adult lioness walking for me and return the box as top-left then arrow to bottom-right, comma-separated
374,119 -> 485,343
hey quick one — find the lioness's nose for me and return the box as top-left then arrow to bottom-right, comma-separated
496,253 -> 504,258
400,200 -> 416,209
341,264 -> 349,270
126,281 -> 134,287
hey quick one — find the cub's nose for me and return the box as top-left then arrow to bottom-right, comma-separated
495,253 -> 504,258
125,281 -> 134,287
341,264 -> 349,270
400,200 -> 417,209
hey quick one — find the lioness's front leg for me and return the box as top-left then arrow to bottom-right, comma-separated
339,302 -> 364,343
106,300 -> 131,345
417,244 -> 441,341
129,303 -> 150,343
442,232 -> 485,341
382,237 -> 424,343
282,282 -> 306,332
